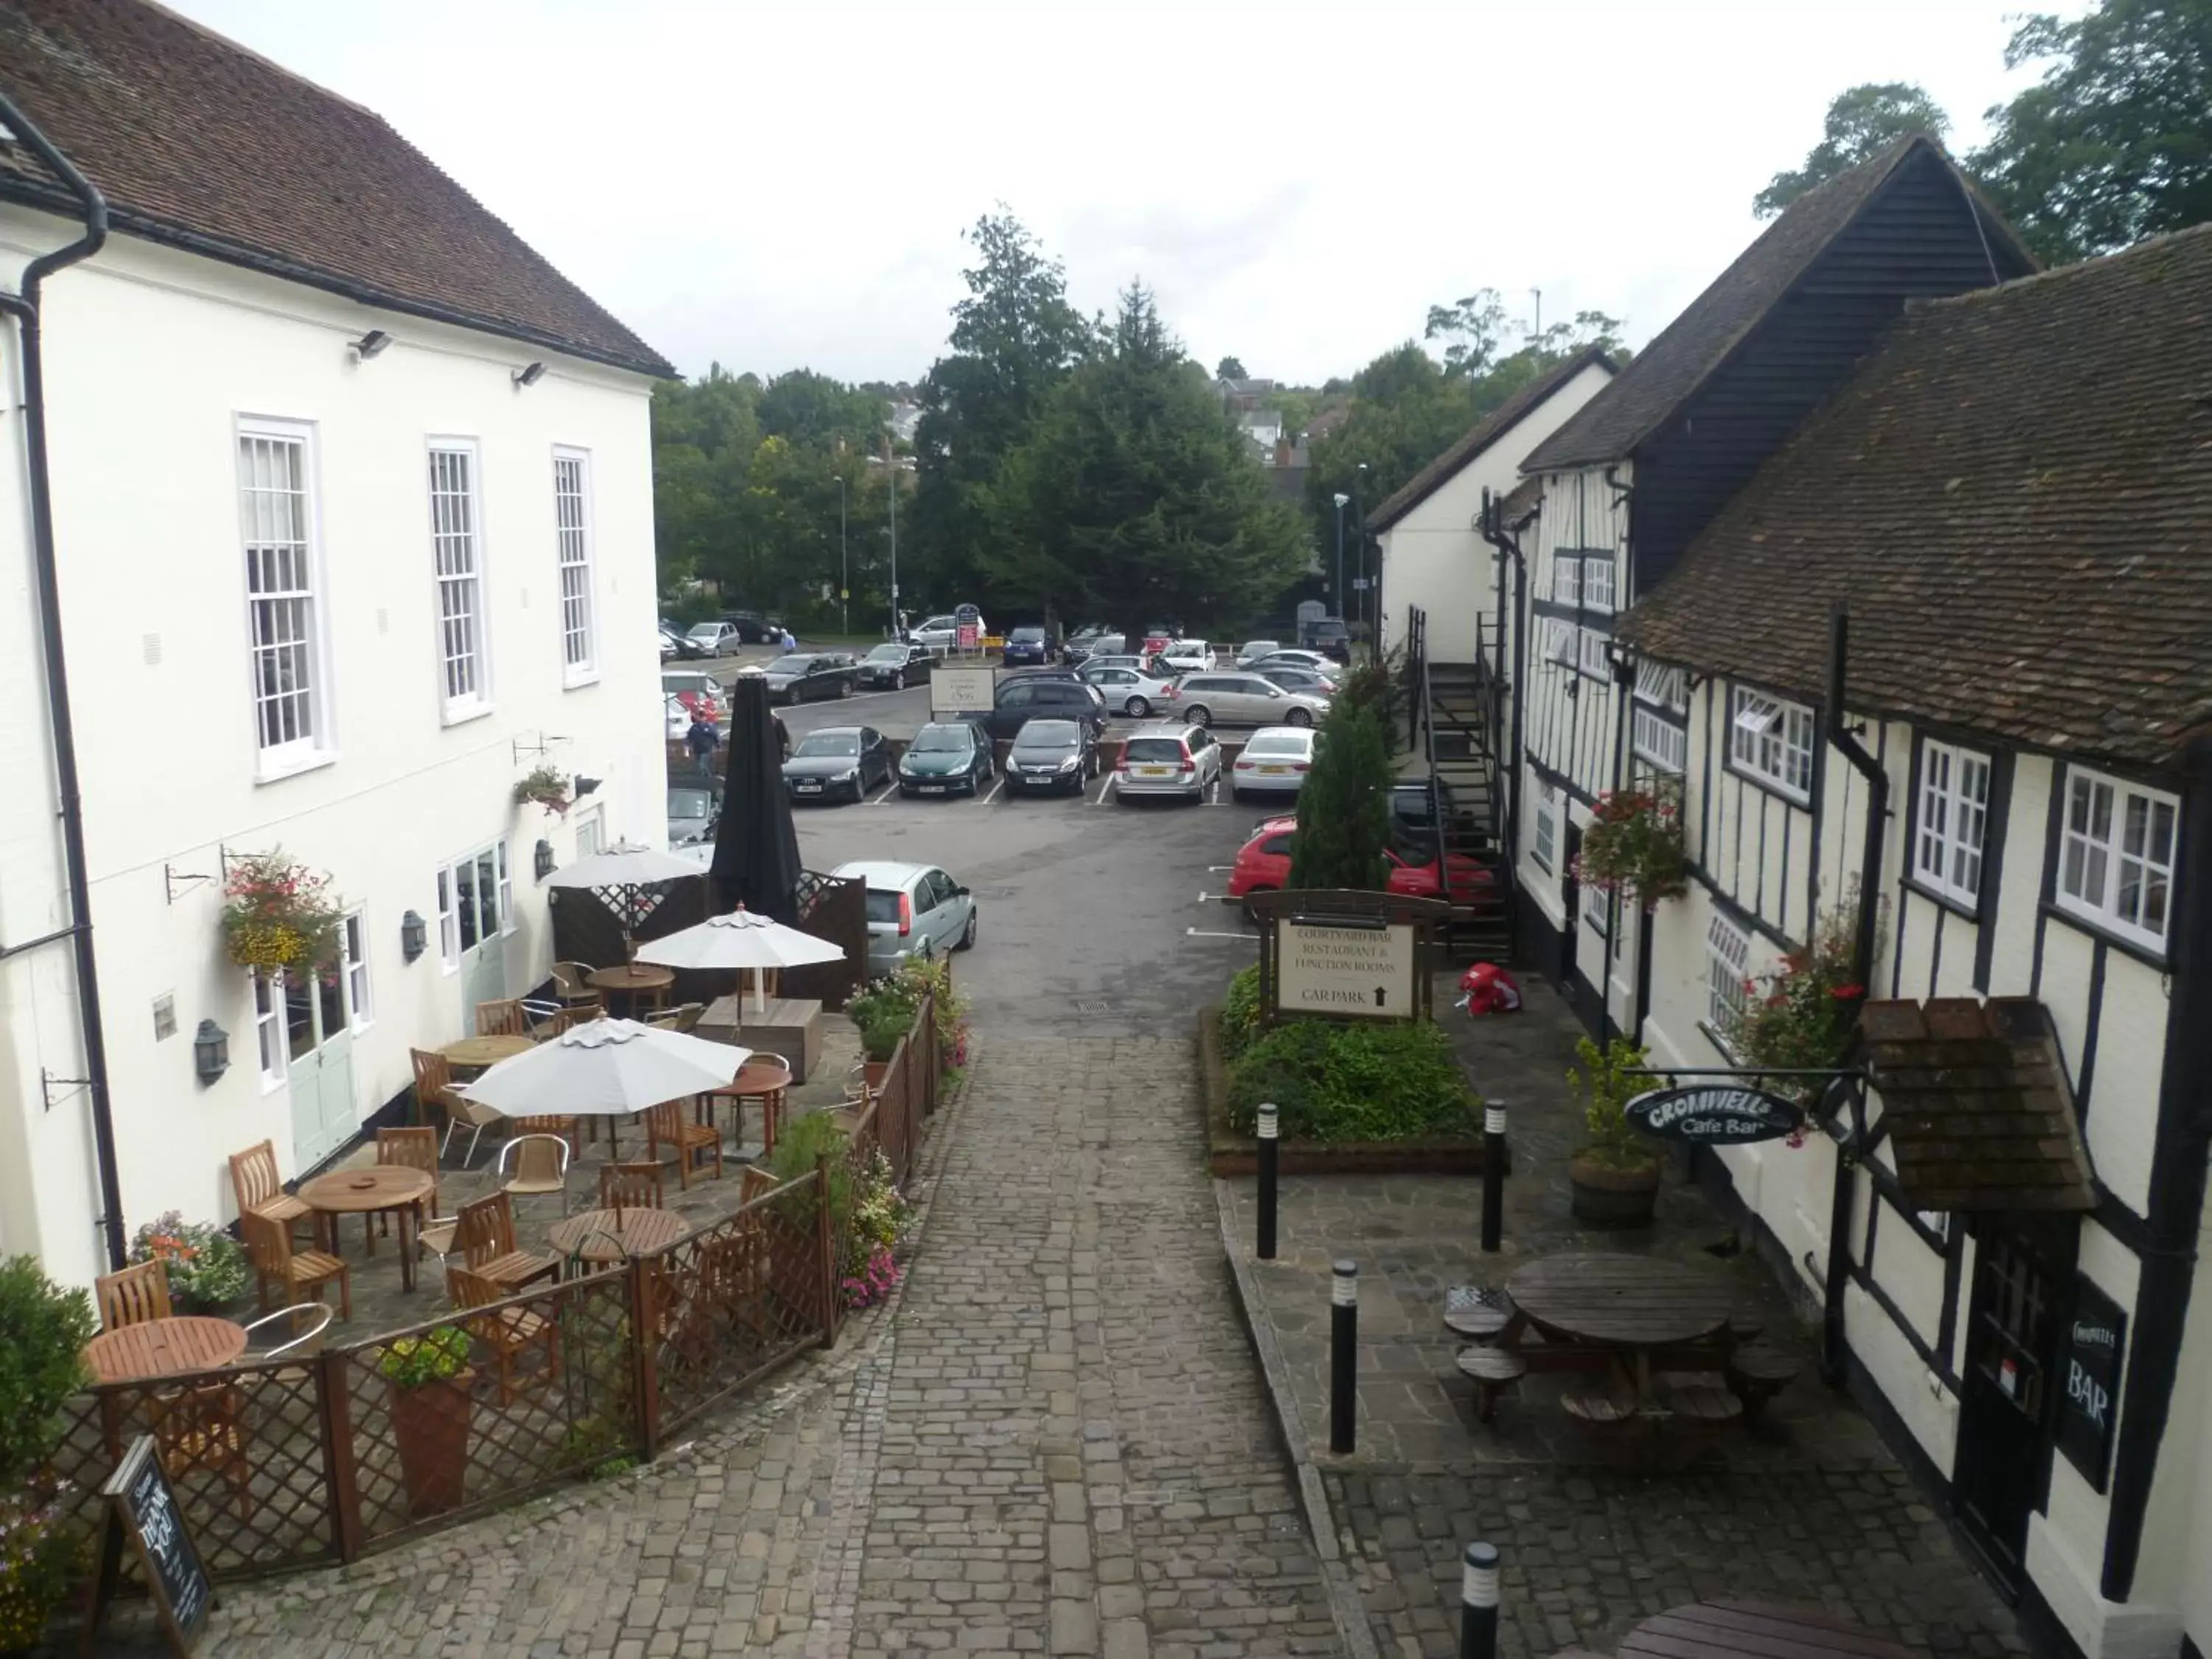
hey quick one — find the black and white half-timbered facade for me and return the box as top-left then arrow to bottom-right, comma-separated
1614,222 -> 2212,1659
1493,136 -> 2034,1018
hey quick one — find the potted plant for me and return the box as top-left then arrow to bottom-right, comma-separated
0,1256 -> 94,1655
765,1113 -> 853,1326
1722,888 -> 1876,1116
219,849 -> 344,973
1567,1035 -> 1663,1228
128,1211 -> 250,1314
513,764 -> 572,816
378,1326 -> 473,1517
1571,785 -> 1688,908
847,976 -> 919,1089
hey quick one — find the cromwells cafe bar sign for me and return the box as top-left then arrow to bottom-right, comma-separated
1624,1084 -> 1802,1145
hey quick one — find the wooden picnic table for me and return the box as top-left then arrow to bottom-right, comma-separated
547,1207 -> 691,1267
1619,1601 -> 1917,1658
439,1033 -> 536,1069
1506,1252 -> 1733,1349
85,1316 -> 248,1384
301,1166 -> 435,1290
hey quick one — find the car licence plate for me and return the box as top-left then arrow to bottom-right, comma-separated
1140,765 -> 1169,776
1259,765 -> 1287,774
796,782 -> 823,793
920,785 -> 945,793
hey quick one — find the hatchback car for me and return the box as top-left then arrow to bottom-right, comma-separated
783,726 -> 893,803
856,641 -> 933,689
973,675 -> 1106,741
1256,664 -> 1338,698
1113,723 -> 1222,801
661,670 -> 723,724
686,620 -> 741,655
1302,618 -> 1352,661
720,611 -> 780,644
1006,719 -> 1099,796
1001,625 -> 1052,667
1234,639 -> 1283,668
1250,648 -> 1332,674
1225,818 -> 1498,908
1165,672 -> 1327,729
834,859 -> 978,972
898,721 -> 995,796
1079,663 -> 1176,718
758,654 -> 855,705
1155,639 -> 1213,675
667,775 -> 721,848
1228,726 -> 1317,801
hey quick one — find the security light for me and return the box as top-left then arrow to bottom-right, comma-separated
350,329 -> 392,360
513,361 -> 547,388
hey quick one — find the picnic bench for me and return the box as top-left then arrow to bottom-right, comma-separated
1618,1600 -> 1917,1658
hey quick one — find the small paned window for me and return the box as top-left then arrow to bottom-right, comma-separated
1728,686 -> 1814,800
1913,740 -> 1992,908
1532,781 -> 1558,872
2056,767 -> 2177,951
1706,912 -> 1751,1032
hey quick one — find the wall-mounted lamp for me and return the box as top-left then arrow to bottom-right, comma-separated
574,775 -> 601,799
193,1018 -> 230,1084
535,838 -> 555,880
350,329 -> 392,361
400,909 -> 428,962
512,361 -> 547,388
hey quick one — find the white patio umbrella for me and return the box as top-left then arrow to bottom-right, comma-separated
635,905 -> 846,1014
546,841 -> 704,949
456,1018 -> 748,1119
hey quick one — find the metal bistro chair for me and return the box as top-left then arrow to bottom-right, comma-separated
647,1002 -> 707,1034
417,1046 -> 507,1169
550,961 -> 603,1010
497,1132 -> 573,1217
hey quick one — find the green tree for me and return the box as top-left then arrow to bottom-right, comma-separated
1753,83 -> 1952,217
1216,355 -> 1248,380
1972,0 -> 2212,262
1288,703 -> 1393,891
992,285 -> 1308,640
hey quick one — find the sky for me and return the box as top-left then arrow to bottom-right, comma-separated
172,0 -> 2075,389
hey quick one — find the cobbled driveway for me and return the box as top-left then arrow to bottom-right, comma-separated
79,1035 -> 1338,1659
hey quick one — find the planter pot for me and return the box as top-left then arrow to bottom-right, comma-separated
1569,1155 -> 1661,1228
388,1371 -> 475,1517
863,1059 -> 893,1091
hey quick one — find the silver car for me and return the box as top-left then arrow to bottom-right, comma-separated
1113,723 -> 1223,801
1166,672 -> 1328,728
1080,663 -> 1177,717
1228,726 -> 1317,801
834,859 -> 978,973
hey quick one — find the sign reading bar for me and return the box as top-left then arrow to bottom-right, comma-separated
1623,1085 -> 1801,1145
86,1435 -> 212,1654
2056,1276 -> 2126,1492
930,664 -> 997,716
1277,921 -> 1416,1020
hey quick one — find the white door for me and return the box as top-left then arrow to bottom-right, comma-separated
453,846 -> 508,1023
285,968 -> 357,1170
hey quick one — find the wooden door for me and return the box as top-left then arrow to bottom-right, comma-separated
1954,1224 -> 2064,1591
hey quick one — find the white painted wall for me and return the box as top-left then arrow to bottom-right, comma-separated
0,208 -> 665,1283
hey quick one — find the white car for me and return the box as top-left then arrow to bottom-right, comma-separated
664,694 -> 693,740
910,611 -> 987,651
1155,639 -> 1213,675
1234,639 -> 1282,668
1229,726 -> 1317,801
1079,663 -> 1177,718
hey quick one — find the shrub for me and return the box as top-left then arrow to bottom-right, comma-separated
1721,883 -> 1883,1105
1221,965 -> 1263,1058
1290,703 -> 1393,891
894,954 -> 970,1070
129,1211 -> 250,1312
0,1485 -> 80,1650
1225,1019 -> 1481,1143
859,1009 -> 910,1062
1568,1034 -> 1658,1171
0,1256 -> 94,1483
768,1110 -> 857,1242
377,1325 -> 471,1388
1331,654 -> 1405,752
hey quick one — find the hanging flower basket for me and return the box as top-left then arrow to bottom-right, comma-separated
219,850 -> 344,972
1571,785 -> 1688,907
513,764 -> 572,816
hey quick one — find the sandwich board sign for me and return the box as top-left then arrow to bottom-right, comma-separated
931,664 -> 997,717
83,1435 -> 213,1654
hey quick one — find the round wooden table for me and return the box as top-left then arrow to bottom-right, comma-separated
1506,1252 -> 1733,1349
85,1316 -> 248,1383
547,1207 -> 690,1267
300,1166 -> 434,1290
706,1057 -> 792,1152
589,964 -> 675,1014
1621,1602 -> 1916,1658
440,1033 -> 536,1069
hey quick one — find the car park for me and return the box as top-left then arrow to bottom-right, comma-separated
1225,817 -> 1498,907
898,721 -> 995,796
1079,663 -> 1176,718
1005,718 -> 1099,795
783,726 -> 893,803
856,641 -> 933,689
758,653 -> 855,705
1113,723 -> 1222,801
1155,639 -> 1213,675
1234,639 -> 1282,668
835,859 -> 978,971
667,773 -> 721,849
661,669 -> 723,723
1001,625 -> 1052,667
1228,726 -> 1316,801
1164,671 -> 1327,728
686,619 -> 740,655
972,675 -> 1106,742
1256,664 -> 1338,698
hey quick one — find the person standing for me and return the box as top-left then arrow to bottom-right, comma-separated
686,708 -> 720,766
779,624 -> 797,653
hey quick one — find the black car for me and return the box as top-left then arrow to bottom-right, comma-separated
1390,776 -> 1461,855
757,653 -> 855,705
1001,625 -> 1052,667
856,641 -> 933,689
898,721 -> 995,796
1060,626 -> 1109,665
1005,718 -> 1099,796
973,675 -> 1107,741
1301,617 -> 1352,663
783,726 -> 892,803
720,610 -> 781,644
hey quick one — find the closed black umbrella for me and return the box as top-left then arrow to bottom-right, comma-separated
709,669 -> 803,923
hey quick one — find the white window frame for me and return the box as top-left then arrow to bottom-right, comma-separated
237,417 -> 334,779
1531,781 -> 1558,872
1632,706 -> 1688,775
554,446 -> 598,686
1542,619 -> 1577,667
1634,660 -> 1688,712
1553,554 -> 1581,607
1582,554 -> 1616,613
1582,874 -> 1610,935
437,866 -> 459,972
341,910 -> 373,1030
438,841 -> 512,973
574,805 -> 606,859
2056,766 -> 2178,953
496,842 -> 515,936
428,439 -> 493,723
1706,912 -> 1752,1034
252,968 -> 285,1089
1578,629 -> 1611,681
1728,686 -> 1815,801
1913,740 -> 1992,908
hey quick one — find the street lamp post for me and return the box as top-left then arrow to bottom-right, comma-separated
1332,493 -> 1349,619
834,475 -> 848,636
1352,463 -> 1369,648
886,443 -> 899,641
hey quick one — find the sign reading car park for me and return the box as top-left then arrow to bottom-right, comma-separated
930,664 -> 997,717
1623,1085 -> 1801,1144
1279,922 -> 1416,1020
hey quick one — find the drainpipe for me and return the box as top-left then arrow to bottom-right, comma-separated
1818,602 -> 1887,1385
0,92 -> 126,1270
1477,490 -> 1534,872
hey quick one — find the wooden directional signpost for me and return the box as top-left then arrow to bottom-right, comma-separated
1245,888 -> 1449,1026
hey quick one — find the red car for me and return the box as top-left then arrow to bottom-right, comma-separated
1225,817 -> 1498,906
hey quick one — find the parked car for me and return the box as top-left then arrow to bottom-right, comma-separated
1061,626 -> 1112,665
1234,639 -> 1282,668
1228,726 -> 1317,801
834,859 -> 978,972
1250,648 -> 1332,673
898,721 -> 995,796
660,625 -> 706,661
1006,718 -> 1099,796
1256,665 -> 1338,698
783,726 -> 892,803
1079,653 -> 1144,675
1079,662 -> 1176,718
1113,723 -> 1223,802
685,619 -> 740,655
1164,672 -> 1327,729
664,693 -> 695,741
1001,625 -> 1052,667
911,611 -> 987,651
1225,817 -> 1498,908
1391,776 -> 1461,853
1155,639 -> 1213,675
1141,626 -> 1175,655
1301,617 -> 1352,661
719,610 -> 780,644
667,773 -> 721,849
856,641 -> 933,689
972,675 -> 1106,742
757,653 -> 855,705
661,669 -> 723,724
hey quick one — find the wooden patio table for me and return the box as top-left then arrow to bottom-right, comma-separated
705,1057 -> 793,1154
1619,1601 -> 1917,1658
548,1207 -> 691,1268
439,1033 -> 536,1070
85,1317 -> 248,1385
300,1166 -> 434,1290
588,964 -> 675,1015
1503,1251 -> 1735,1401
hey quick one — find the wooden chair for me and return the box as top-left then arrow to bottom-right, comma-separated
410,1047 -> 462,1125
94,1259 -> 172,1331
497,1133 -> 572,1216
453,1192 -> 559,1293
240,1209 -> 350,1321
376,1126 -> 442,1243
447,1265 -> 562,1405
647,1002 -> 706,1034
739,1165 -> 781,1204
646,1098 -> 723,1189
476,998 -> 529,1037
228,1138 -> 313,1245
550,961 -> 602,1009
599,1162 -> 666,1213
552,1004 -> 605,1034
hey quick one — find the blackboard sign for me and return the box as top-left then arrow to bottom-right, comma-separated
85,1436 -> 212,1655
1624,1085 -> 1801,1145
2056,1277 -> 2126,1492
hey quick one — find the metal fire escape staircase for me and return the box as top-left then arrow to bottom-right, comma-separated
1402,606 -> 1514,960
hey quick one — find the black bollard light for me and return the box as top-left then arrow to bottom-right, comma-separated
1257,1102 -> 1279,1260
1481,1102 -> 1506,1254
1458,1541 -> 1500,1659
1329,1259 -> 1357,1454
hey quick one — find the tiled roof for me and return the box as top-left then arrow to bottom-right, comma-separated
1366,346 -> 1615,534
1522,136 -> 2020,473
0,0 -> 672,376
1616,220 -> 2212,769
